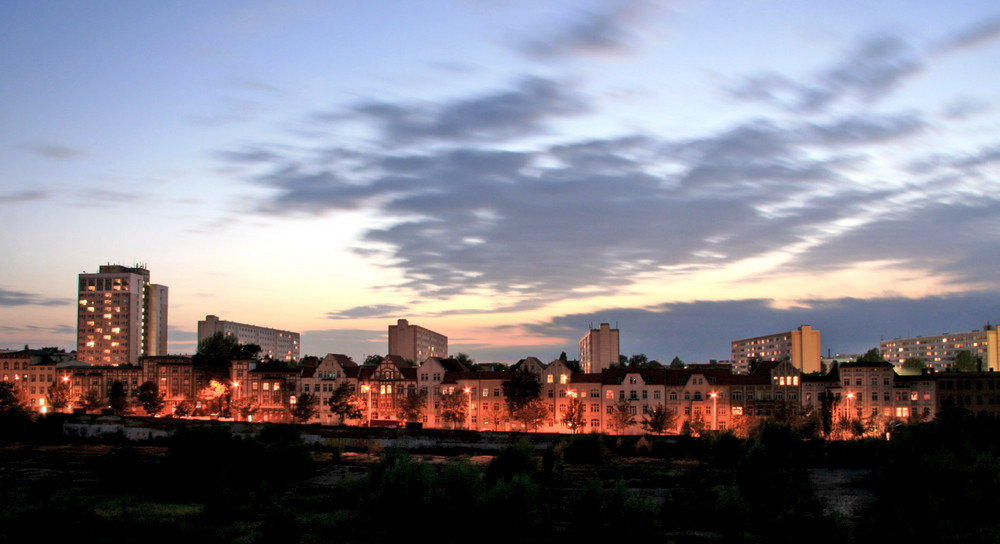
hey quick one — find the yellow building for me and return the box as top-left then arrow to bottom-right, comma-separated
731,325 -> 822,374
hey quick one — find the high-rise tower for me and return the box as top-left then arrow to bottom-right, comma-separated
76,264 -> 168,365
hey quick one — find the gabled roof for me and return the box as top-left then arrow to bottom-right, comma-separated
601,367 -> 668,386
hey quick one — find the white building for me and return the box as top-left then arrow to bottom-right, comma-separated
198,315 -> 300,362
880,325 -> 999,371
77,264 -> 168,365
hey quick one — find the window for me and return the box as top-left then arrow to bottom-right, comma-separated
629,376 -> 637,384
605,390 -> 614,399
590,389 -> 599,398
896,407 -> 909,417
732,391 -> 742,401
483,388 -> 489,397
560,374 -> 568,384
629,406 -> 637,415
872,392 -> 878,401
591,419 -> 600,427
642,390 -> 648,399
910,391 -> 918,402
669,391 -> 677,400
606,406 -> 613,414
619,391 -> 625,400
653,391 -> 660,400
629,390 -> 637,400
546,375 -> 553,383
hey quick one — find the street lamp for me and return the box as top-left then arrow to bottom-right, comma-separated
361,384 -> 371,427
846,392 -> 854,423
464,387 -> 471,430
710,392 -> 718,431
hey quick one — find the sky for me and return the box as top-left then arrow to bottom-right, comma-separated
2,0 -> 999,365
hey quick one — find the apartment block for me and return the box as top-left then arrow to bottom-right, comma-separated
198,315 -> 300,362
880,325 -> 999,371
387,319 -> 447,363
77,264 -> 168,365
731,325 -> 821,374
579,323 -> 620,374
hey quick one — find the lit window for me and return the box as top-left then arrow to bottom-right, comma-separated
560,374 -> 568,384
546,375 -> 553,384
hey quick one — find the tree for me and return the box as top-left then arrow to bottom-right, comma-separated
137,380 -> 166,416
397,389 -> 427,424
291,391 -> 319,423
503,366 -> 544,431
641,404 -> 677,435
609,399 -> 636,435
46,378 -> 73,411
559,351 -> 568,362
512,397 -> 549,432
454,352 -> 475,370
108,380 -> 128,414
363,354 -> 383,367
193,332 -> 260,379
231,396 -> 259,421
628,354 -> 648,367
857,348 -> 885,362
900,357 -> 925,376
561,396 -> 586,433
440,390 -> 469,429
197,379 -> 229,416
0,382 -> 33,437
669,356 -> 685,369
329,382 -> 364,424
78,388 -> 105,412
173,398 -> 194,417
953,350 -> 981,372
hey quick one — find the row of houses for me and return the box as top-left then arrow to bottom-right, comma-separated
6,348 -> 999,434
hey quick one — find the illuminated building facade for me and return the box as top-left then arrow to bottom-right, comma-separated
579,323 -> 620,373
77,264 -> 168,365
198,315 -> 301,362
880,325 -> 999,371
388,319 -> 447,363
731,325 -> 822,374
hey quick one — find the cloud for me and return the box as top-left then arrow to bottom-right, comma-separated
221,74 -> 997,307
729,33 -> 923,112
0,288 -> 71,307
23,142 -> 83,159
326,304 -> 408,320
348,76 -> 589,145
935,14 -> 1000,53
0,190 -> 47,204
527,293 -> 1000,363
520,0 -> 657,60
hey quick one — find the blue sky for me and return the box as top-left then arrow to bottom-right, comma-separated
2,1 -> 998,364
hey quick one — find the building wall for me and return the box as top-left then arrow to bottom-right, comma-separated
880,325 -> 997,371
731,325 -> 821,374
388,319 -> 447,362
579,323 -> 620,374
198,315 -> 301,362
77,265 -> 158,365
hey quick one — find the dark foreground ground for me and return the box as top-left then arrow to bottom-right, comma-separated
2,413 -> 998,543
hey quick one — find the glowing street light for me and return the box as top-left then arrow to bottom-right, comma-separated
464,387 -> 471,430
361,384 -> 371,427
846,392 -> 854,422
710,391 -> 718,431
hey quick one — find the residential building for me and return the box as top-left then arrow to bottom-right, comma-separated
731,325 -> 822,374
880,324 -> 999,371
579,323 -> 620,373
198,315 -> 300,362
77,264 -> 168,365
387,319 -> 447,363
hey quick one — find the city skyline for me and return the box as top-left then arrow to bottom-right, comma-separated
2,1 -> 999,364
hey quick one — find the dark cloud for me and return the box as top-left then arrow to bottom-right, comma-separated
729,34 -> 923,112
349,77 -> 589,145
326,304 -> 408,320
24,142 -> 83,159
935,14 -> 1000,53
219,73 -> 996,306
0,190 -> 47,204
0,288 -> 71,307
528,294 -> 1000,363
520,0 -> 654,60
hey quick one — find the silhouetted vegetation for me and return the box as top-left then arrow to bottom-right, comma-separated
1,415 -> 999,543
